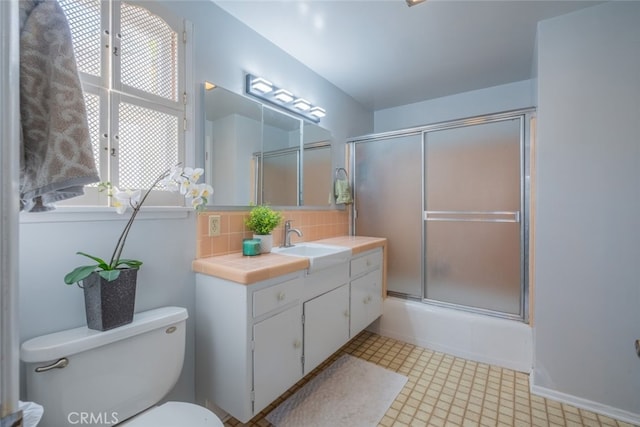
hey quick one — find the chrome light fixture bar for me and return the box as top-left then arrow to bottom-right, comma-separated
245,74 -> 325,123
406,0 -> 426,6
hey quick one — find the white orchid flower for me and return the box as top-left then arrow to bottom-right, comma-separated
168,166 -> 184,181
184,183 -> 214,209
179,178 -> 191,195
183,167 -> 204,183
112,188 -> 141,214
184,182 -> 200,199
201,184 -> 213,199
160,166 -> 183,192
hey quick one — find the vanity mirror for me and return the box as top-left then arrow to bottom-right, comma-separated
203,83 -> 333,207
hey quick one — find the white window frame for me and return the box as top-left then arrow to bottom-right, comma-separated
57,0 -> 191,208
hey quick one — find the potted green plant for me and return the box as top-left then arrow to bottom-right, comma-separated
64,165 -> 213,331
245,205 -> 283,253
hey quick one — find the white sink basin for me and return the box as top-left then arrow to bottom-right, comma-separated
272,242 -> 351,272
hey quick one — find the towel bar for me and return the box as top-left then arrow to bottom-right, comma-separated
335,167 -> 348,180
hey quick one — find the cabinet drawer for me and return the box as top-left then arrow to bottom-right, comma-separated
253,277 -> 302,318
350,249 -> 382,278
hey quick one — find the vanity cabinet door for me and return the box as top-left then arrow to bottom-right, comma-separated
303,284 -> 350,375
350,268 -> 383,337
253,304 -> 303,415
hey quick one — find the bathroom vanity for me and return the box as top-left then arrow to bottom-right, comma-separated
192,236 -> 385,423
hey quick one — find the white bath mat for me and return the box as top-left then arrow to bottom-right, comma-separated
266,354 -> 408,427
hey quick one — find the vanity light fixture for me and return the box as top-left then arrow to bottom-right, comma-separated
274,89 -> 294,103
204,81 -> 217,91
245,73 -> 325,123
293,98 -> 311,111
406,0 -> 426,6
250,76 -> 273,94
309,107 -> 326,118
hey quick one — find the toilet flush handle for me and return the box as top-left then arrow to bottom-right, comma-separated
35,357 -> 69,373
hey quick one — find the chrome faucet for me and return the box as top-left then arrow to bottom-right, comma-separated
282,220 -> 303,248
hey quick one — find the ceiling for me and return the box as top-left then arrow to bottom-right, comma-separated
214,0 -> 601,111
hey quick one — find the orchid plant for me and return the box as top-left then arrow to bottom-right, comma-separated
64,165 -> 213,285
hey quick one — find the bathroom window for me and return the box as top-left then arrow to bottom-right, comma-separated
58,0 -> 187,206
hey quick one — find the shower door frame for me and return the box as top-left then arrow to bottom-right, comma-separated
349,108 -> 534,322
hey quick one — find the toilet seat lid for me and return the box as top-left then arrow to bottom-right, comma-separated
121,401 -> 223,427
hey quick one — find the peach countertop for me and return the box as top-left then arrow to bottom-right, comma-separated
192,236 -> 387,285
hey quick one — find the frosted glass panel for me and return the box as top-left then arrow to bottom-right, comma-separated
425,221 -> 521,314
262,152 -> 298,206
354,135 -> 422,298
424,118 -> 522,316
426,120 -> 521,211
303,146 -> 331,206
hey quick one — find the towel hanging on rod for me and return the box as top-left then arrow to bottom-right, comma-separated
333,168 -> 353,205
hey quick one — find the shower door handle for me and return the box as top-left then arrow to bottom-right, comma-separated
424,211 -> 520,223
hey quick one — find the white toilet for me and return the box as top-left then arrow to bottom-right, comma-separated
21,306 -> 223,427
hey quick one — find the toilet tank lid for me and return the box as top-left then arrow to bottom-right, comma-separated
20,306 -> 188,363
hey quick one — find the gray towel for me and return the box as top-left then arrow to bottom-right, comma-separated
19,0 -> 99,212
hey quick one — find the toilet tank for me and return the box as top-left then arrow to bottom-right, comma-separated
21,307 -> 188,427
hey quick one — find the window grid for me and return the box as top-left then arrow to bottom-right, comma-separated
120,3 -> 179,102
118,102 -> 179,190
59,0 -> 102,78
83,92 -> 102,187
58,0 -> 185,204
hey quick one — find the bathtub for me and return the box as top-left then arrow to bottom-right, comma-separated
368,296 -> 533,372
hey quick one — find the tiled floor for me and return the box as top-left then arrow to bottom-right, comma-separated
224,331 -> 636,427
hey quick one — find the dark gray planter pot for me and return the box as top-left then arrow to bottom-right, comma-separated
82,268 -> 138,331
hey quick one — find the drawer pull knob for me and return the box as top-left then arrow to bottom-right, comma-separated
277,292 -> 286,301
293,340 -> 301,349
344,310 -> 350,318
366,260 -> 372,267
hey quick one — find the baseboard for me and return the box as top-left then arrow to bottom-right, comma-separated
530,383 -> 640,426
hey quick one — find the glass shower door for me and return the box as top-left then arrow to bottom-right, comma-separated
354,134 -> 423,298
424,118 -> 523,317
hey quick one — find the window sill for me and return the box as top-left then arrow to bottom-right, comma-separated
19,206 -> 193,224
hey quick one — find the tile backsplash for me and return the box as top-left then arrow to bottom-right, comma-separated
196,209 -> 349,258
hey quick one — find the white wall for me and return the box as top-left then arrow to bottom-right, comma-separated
19,212 -> 197,401
533,2 -> 640,423
374,79 -> 535,133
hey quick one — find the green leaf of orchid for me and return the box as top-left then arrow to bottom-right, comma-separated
115,259 -> 143,269
64,265 -> 99,285
98,270 -> 121,281
76,252 -> 110,270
